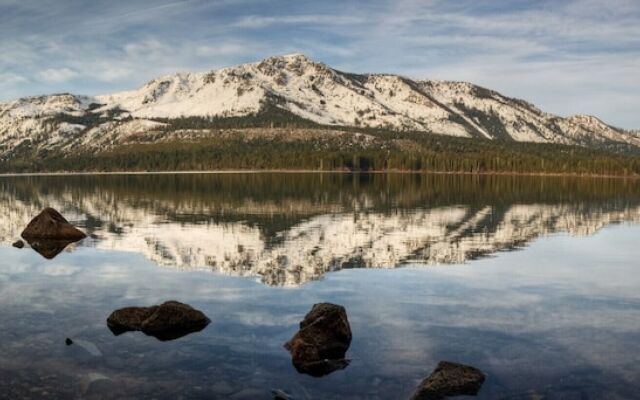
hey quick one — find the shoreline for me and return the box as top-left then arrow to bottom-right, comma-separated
0,169 -> 637,179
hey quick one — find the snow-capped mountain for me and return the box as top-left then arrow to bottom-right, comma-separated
1,53 -> 639,160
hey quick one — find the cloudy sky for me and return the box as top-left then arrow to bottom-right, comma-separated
1,0 -> 638,128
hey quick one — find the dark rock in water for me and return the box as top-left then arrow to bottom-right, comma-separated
284,303 -> 352,377
107,301 -> 210,341
65,338 -> 73,346
20,208 -> 85,259
21,207 -> 86,241
107,306 -> 156,335
24,238 -> 76,259
12,240 -> 24,249
410,361 -> 486,400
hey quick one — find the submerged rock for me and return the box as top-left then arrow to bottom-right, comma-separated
410,361 -> 486,400
271,388 -> 293,400
107,301 -> 210,341
21,207 -> 86,241
284,303 -> 352,377
12,239 -> 24,248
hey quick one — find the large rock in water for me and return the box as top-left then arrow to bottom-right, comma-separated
107,301 -> 210,341
284,303 -> 352,377
410,361 -> 486,400
21,207 -> 86,240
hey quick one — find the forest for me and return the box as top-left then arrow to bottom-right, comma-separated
3,127 -> 640,176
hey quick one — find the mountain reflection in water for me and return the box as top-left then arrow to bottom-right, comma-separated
1,173 -> 640,399
2,173 -> 640,286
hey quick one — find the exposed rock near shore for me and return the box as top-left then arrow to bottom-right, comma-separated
410,361 -> 486,400
284,303 -> 352,377
107,301 -> 210,341
21,207 -> 86,241
12,239 -> 24,248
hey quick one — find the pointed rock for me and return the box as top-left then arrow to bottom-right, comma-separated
21,207 -> 86,241
410,361 -> 486,400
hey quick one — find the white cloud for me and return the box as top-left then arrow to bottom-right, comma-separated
232,14 -> 365,29
0,72 -> 28,85
38,67 -> 79,83
123,39 -> 167,58
94,65 -> 134,82
195,43 -> 250,58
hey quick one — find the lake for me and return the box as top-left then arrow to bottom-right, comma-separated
1,173 -> 639,399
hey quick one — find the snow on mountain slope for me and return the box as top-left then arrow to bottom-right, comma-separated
0,53 -> 638,160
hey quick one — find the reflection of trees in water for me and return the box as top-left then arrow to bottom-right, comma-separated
2,174 -> 640,284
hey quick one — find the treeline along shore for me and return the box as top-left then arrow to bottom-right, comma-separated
2,125 -> 640,176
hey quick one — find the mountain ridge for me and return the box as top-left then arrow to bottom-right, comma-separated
1,53 -> 639,165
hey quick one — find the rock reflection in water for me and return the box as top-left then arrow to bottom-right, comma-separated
23,238 -> 80,259
2,174 -> 640,285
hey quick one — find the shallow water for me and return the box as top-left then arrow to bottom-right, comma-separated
0,173 -> 639,399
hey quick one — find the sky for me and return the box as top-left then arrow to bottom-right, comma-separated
0,0 -> 639,128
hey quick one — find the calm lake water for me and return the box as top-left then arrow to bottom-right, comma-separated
1,173 -> 639,399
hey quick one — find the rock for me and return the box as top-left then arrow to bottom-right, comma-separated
12,240 -> 24,248
107,306 -> 156,333
65,338 -> 73,346
284,303 -> 352,377
107,301 -> 210,341
21,207 -> 86,241
410,361 -> 486,400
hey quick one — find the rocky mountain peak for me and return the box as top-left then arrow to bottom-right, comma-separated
0,54 -> 638,161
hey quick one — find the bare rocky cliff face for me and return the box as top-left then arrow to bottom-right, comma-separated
1,54 -> 638,161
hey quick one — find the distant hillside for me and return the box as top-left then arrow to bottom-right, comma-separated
0,53 -> 639,174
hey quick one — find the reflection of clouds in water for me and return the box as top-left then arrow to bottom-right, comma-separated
0,226 -> 639,397
1,175 -> 640,397
428,227 -> 640,303
42,264 -> 81,277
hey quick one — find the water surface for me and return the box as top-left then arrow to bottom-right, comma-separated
0,173 -> 639,399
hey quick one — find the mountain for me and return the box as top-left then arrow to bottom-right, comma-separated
1,53 -> 639,168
